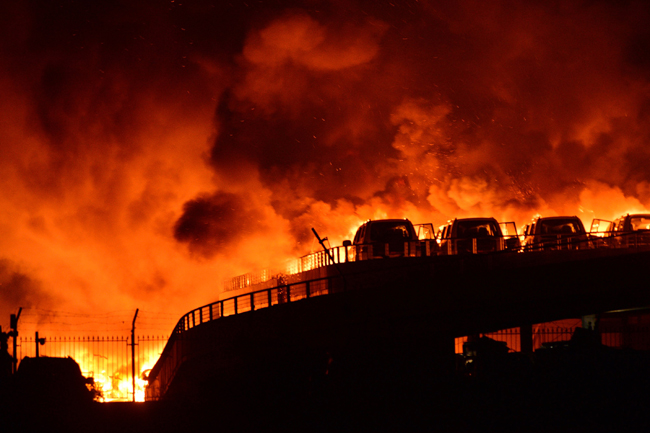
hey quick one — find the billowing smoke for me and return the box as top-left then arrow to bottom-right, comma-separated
1,1 -> 650,333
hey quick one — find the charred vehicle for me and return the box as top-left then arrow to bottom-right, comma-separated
344,218 -> 437,259
436,217 -> 518,255
591,213 -> 650,248
522,216 -> 589,251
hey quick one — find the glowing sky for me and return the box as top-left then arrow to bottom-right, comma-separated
1,0 -> 649,334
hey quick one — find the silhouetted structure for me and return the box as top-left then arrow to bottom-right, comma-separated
11,356 -> 97,405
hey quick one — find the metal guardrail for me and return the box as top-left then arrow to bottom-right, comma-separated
522,231 -> 650,252
146,275 -> 339,400
588,231 -> 650,249
175,277 -> 334,334
287,240 -> 437,274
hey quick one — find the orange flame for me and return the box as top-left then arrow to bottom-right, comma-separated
1,2 -> 650,338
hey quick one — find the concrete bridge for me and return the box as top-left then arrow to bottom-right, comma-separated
146,245 -> 650,403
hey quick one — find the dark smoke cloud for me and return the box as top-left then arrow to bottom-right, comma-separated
0,259 -> 57,322
174,192 -> 265,259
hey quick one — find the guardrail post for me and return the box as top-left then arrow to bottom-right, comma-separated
250,293 -> 255,311
209,305 -> 213,321
472,238 -> 477,254
268,289 -> 272,307
220,301 -> 224,318
234,297 -> 238,314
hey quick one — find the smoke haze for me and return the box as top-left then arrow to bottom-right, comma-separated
1,0 -> 649,333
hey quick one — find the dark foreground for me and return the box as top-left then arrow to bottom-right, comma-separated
2,344 -> 650,433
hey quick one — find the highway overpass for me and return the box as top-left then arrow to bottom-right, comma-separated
146,246 -> 650,402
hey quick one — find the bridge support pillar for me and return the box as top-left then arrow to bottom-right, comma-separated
520,324 -> 533,354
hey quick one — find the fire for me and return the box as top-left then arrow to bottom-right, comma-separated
1,2 -> 650,348
76,353 -> 160,402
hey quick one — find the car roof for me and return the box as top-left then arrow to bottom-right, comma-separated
453,217 -> 498,222
363,218 -> 411,224
535,216 -> 581,221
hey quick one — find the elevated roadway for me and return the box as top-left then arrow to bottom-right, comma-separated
146,247 -> 650,402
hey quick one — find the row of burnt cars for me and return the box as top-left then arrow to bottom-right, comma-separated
343,212 -> 650,258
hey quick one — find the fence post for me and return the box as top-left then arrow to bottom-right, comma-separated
131,309 -> 139,403
520,324 -> 533,354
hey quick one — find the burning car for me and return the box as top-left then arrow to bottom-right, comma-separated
345,218 -> 433,259
591,213 -> 650,248
521,216 -> 589,251
436,217 -> 515,255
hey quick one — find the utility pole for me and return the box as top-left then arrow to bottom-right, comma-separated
130,308 -> 139,402
9,308 -> 22,373
34,332 -> 45,357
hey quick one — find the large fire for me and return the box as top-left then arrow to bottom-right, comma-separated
1,1 -> 650,378
75,352 -> 159,402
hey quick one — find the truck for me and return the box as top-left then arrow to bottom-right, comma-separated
344,218 -> 437,259
590,213 -> 650,248
521,216 -> 589,251
436,217 -> 520,255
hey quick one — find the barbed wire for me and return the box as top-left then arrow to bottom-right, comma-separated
4,308 -> 181,335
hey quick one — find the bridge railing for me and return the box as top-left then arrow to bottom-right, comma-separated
588,231 -> 650,249
147,275 -> 339,400
520,231 -> 650,252
175,277 -> 335,333
288,240 -> 438,274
